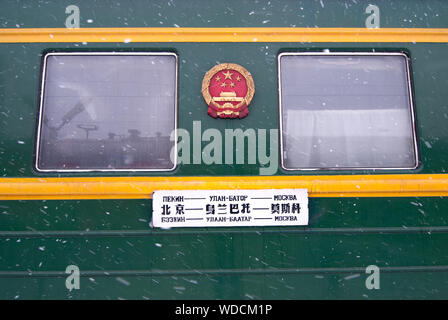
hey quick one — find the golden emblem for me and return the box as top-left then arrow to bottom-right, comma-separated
201,63 -> 255,119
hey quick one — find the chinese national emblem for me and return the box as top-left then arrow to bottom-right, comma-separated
202,63 -> 255,119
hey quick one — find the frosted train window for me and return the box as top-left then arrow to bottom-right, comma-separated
278,52 -> 418,170
36,52 -> 177,172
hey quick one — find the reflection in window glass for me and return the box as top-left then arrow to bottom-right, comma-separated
37,53 -> 177,171
279,53 -> 417,170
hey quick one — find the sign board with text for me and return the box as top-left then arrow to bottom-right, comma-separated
152,189 -> 308,228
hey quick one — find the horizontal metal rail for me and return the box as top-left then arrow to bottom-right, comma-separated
0,174 -> 447,200
0,27 -> 448,43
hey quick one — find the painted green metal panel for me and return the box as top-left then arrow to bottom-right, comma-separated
0,0 -> 448,299
1,42 -> 448,176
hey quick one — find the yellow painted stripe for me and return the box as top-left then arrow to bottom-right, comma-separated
0,27 -> 448,43
0,174 -> 447,200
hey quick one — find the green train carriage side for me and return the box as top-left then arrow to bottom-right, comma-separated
0,0 -> 447,299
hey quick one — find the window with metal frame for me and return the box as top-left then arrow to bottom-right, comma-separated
278,52 -> 418,170
36,52 -> 177,172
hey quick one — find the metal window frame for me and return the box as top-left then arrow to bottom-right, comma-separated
35,51 -> 178,173
277,51 -> 419,171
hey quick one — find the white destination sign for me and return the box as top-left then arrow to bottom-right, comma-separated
152,189 -> 308,228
